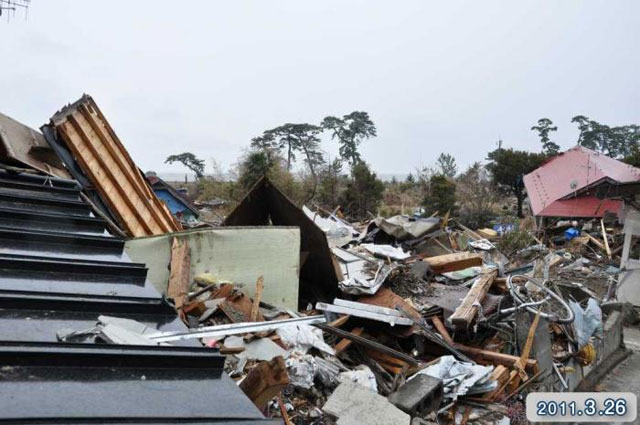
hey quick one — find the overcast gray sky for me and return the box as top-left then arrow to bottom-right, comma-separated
1,1 -> 638,177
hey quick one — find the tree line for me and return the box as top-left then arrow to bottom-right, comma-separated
164,114 -> 640,223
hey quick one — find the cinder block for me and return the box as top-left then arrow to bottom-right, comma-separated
388,374 -> 443,416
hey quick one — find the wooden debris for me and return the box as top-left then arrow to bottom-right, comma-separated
239,356 -> 289,410
482,365 -> 509,401
584,231 -> 605,250
601,219 -> 612,259
430,316 -> 454,346
51,95 -> 180,236
423,252 -> 483,274
477,228 -> 498,240
514,310 -> 540,381
220,293 -> 265,323
250,276 -> 264,322
316,323 -> 419,366
328,314 -> 350,327
453,343 -> 537,372
366,349 -> 410,374
491,277 -> 509,294
278,394 -> 293,425
167,237 -> 191,310
359,286 -> 422,321
448,270 -> 497,329
219,345 -> 246,355
334,327 -> 363,354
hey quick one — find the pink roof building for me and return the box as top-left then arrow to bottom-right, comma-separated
523,146 -> 640,218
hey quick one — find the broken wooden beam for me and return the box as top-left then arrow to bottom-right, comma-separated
250,276 -> 264,322
430,316 -> 454,345
239,356 -> 289,410
448,270 -> 497,329
334,327 -> 363,354
453,343 -> 537,372
167,237 -> 191,310
423,252 -> 483,274
601,219 -> 612,259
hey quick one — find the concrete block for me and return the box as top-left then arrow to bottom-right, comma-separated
323,380 -> 410,425
388,374 -> 443,415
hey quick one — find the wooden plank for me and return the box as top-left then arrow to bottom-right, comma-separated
328,315 -> 350,327
239,356 -> 289,410
453,343 -> 537,372
334,327 -> 363,354
423,252 -> 483,274
449,270 -> 497,329
250,276 -> 264,322
601,219 -> 612,259
278,395 -> 293,425
585,232 -> 605,250
167,237 -> 191,309
514,311 -> 540,381
430,316 -> 454,345
482,365 -> 509,401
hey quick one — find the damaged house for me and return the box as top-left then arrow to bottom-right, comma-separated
524,145 -> 640,220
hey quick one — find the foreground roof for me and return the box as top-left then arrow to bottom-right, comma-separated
523,146 -> 640,217
0,169 -> 275,424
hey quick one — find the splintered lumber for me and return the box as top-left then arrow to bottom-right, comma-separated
601,219 -> 612,259
334,327 -> 363,354
454,343 -> 537,372
449,270 -> 497,329
585,232 -> 605,250
482,365 -> 510,401
366,349 -> 411,374
430,316 -> 454,345
514,310 -> 540,381
278,395 -> 293,425
328,315 -> 350,327
50,94 -> 180,237
239,356 -> 289,410
250,276 -> 264,322
423,252 -> 483,274
167,237 -> 191,310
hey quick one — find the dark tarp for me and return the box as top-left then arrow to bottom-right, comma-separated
224,177 -> 340,308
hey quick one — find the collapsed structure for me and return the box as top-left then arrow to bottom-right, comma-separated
0,94 -> 635,425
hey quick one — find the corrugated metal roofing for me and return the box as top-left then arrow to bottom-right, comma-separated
0,169 -> 277,424
523,146 -> 640,217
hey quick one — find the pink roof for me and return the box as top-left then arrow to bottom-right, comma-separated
524,146 -> 640,217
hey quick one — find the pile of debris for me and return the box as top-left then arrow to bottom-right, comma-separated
56,206 -> 624,425
0,93 -> 631,425
131,206 -> 621,425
